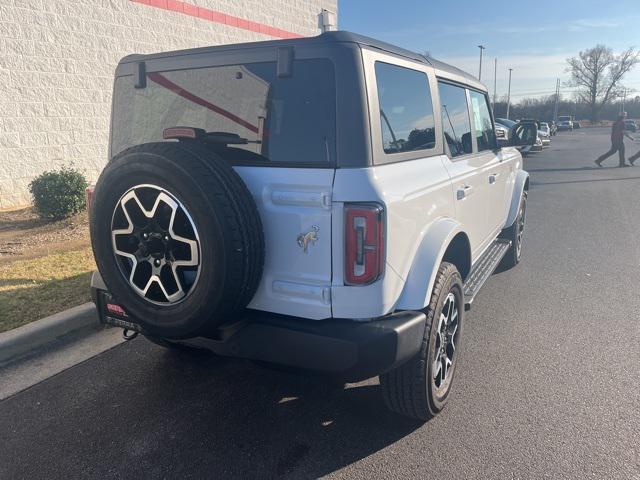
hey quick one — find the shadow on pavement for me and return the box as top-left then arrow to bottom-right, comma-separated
0,338 -> 424,479
531,175 -> 640,187
526,166 -> 614,173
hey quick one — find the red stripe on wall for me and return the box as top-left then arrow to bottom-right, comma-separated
147,72 -> 260,134
130,0 -> 303,39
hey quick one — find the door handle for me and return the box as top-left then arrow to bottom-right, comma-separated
456,185 -> 473,200
488,173 -> 500,184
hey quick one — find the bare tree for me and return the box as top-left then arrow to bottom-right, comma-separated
566,45 -> 639,121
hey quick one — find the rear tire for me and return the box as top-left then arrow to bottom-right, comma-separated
500,191 -> 527,270
380,262 -> 463,421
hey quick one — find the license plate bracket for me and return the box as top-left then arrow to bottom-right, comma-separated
97,290 -> 146,334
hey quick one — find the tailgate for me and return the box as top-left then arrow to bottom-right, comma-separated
234,167 -> 335,320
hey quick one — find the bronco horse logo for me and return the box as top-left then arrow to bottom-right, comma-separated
297,226 -> 320,254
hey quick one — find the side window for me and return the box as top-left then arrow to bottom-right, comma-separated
438,81 -> 473,157
469,90 -> 497,151
374,62 -> 435,155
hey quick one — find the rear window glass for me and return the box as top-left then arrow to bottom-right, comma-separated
374,62 -> 435,155
111,59 -> 336,165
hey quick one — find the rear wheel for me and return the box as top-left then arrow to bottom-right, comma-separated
380,262 -> 463,421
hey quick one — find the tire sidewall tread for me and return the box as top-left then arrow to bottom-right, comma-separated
90,143 -> 264,338
380,262 -> 464,421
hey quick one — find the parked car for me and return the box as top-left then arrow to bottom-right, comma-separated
538,122 -> 551,146
496,117 -> 517,128
533,135 -> 544,151
538,131 -> 550,146
538,122 -> 550,135
557,120 -> 573,131
624,119 -> 638,132
88,31 -> 533,421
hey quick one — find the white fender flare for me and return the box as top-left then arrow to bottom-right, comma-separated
504,170 -> 530,229
395,217 -> 467,311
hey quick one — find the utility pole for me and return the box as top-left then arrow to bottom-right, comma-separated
553,78 -> 560,122
621,88 -> 626,113
492,58 -> 497,115
506,68 -> 513,119
478,45 -> 486,81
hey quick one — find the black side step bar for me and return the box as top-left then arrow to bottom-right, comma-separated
463,239 -> 511,308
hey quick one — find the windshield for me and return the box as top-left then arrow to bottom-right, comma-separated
111,59 -> 336,166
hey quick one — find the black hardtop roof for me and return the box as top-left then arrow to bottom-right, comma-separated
121,30 -> 481,88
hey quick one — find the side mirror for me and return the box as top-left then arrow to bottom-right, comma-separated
509,123 -> 538,147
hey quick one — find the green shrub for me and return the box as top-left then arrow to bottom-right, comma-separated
29,167 -> 88,220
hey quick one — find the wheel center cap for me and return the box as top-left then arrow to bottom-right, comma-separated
144,233 -> 167,257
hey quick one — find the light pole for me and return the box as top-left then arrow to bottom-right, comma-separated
506,68 -> 513,119
478,45 -> 486,81
492,58 -> 497,115
553,78 -> 560,122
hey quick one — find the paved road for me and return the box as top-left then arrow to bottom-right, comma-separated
2,129 -> 639,479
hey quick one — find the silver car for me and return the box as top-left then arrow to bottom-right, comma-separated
538,122 -> 551,146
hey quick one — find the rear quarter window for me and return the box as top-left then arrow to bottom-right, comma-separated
374,62 -> 435,156
111,59 -> 336,166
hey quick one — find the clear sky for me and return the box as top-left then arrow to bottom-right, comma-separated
340,0 -> 640,103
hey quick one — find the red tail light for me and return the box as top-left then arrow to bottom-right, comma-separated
345,204 -> 384,285
85,185 -> 95,212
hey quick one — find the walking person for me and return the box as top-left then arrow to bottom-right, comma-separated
595,112 -> 634,167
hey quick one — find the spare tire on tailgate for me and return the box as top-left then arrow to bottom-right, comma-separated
90,142 -> 264,338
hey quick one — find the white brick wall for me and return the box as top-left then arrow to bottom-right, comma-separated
0,0 -> 337,209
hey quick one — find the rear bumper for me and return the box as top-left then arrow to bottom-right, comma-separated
91,272 -> 426,382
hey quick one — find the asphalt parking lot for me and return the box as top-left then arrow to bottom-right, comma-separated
2,128 -> 639,480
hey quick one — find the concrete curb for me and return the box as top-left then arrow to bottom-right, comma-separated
0,303 -> 98,366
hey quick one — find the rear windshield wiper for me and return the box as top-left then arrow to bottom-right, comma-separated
206,131 -> 261,145
163,127 -> 261,145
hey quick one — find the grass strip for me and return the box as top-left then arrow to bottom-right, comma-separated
0,247 -> 95,333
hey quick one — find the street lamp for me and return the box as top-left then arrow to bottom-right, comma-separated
478,45 -> 486,81
506,68 -> 513,119
492,58 -> 497,115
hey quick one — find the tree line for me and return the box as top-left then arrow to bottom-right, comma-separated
493,44 -> 640,122
493,95 -> 640,123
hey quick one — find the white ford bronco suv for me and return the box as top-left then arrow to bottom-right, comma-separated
90,32 -> 534,421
